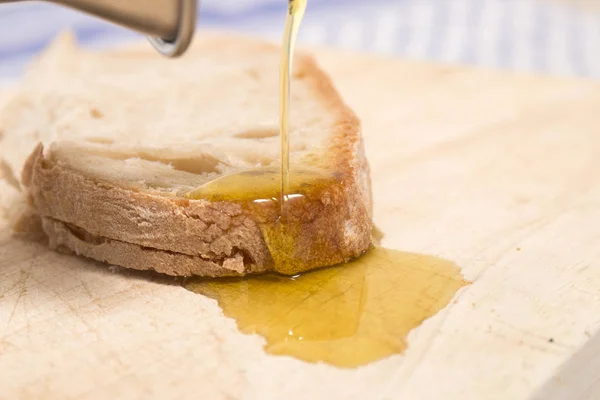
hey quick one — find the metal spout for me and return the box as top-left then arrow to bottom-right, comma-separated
3,0 -> 198,56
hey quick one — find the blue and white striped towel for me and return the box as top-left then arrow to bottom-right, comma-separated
0,0 -> 599,81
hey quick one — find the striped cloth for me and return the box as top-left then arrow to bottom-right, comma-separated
0,0 -> 599,81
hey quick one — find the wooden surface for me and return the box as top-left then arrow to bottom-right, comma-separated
2,48 -> 600,400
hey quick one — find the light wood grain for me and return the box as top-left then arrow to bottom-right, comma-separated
2,48 -> 600,400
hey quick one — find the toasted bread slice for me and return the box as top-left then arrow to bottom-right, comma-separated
0,33 -> 372,277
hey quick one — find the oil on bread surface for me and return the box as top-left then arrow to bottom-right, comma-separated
1,32 -> 372,277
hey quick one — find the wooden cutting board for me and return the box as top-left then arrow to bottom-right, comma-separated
2,47 -> 600,400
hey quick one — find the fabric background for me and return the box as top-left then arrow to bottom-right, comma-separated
0,0 -> 599,81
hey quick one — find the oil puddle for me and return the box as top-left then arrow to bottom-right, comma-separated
185,247 -> 468,367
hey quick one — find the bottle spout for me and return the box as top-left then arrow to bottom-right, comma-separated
47,0 -> 198,57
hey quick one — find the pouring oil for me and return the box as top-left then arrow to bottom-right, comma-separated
280,0 -> 307,217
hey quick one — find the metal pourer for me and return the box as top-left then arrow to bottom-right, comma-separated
1,0 -> 199,57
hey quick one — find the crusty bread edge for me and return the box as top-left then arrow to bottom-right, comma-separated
41,217 -> 264,277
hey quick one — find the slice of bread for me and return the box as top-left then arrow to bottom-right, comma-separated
0,33 -> 372,277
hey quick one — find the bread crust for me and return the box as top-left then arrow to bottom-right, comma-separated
20,35 -> 373,277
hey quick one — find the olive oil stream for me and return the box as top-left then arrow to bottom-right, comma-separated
184,0 -> 468,367
279,0 -> 306,216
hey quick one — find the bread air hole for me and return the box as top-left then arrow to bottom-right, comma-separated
234,128 -> 279,139
70,142 -> 224,176
127,152 -> 223,175
85,137 -> 115,145
161,156 -> 221,175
